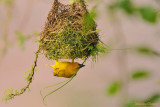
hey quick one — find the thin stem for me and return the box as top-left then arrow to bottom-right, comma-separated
40,79 -> 69,98
110,12 -> 129,107
42,74 -> 76,104
82,57 -> 88,65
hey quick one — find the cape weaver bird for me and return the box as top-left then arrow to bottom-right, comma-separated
48,59 -> 85,78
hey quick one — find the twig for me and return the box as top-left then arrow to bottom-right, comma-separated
16,49 -> 39,96
2,49 -> 40,101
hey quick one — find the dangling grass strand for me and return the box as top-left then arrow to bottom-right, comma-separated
42,74 -> 76,104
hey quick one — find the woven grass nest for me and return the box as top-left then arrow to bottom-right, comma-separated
39,0 -> 100,60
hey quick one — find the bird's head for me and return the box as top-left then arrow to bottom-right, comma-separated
72,62 -> 85,70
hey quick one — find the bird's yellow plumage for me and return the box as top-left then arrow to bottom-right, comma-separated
48,60 -> 85,78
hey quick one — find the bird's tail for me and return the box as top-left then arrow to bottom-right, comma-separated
46,64 -> 54,69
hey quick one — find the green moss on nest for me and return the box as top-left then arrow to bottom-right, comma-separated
39,0 -> 101,60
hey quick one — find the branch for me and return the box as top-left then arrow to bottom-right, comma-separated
2,49 -> 40,102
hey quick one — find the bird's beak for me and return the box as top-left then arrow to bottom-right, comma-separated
78,64 -> 85,68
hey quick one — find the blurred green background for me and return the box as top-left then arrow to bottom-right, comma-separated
0,0 -> 160,107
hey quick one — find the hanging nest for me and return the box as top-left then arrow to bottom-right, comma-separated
39,0 -> 100,60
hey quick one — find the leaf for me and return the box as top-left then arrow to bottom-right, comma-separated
124,95 -> 160,107
134,45 -> 160,56
88,44 -> 107,61
4,87 -> 13,94
24,70 -> 31,75
0,0 -> 14,7
108,1 -> 159,23
35,69 -> 38,72
124,100 -> 136,107
88,46 -> 94,51
24,70 -> 32,82
2,87 -> 14,102
84,14 -> 94,29
69,0 -> 77,4
118,0 -> 135,14
96,44 -> 107,53
69,0 -> 85,4
108,0 -> 135,14
83,7 -> 97,31
106,81 -> 121,95
144,94 -> 160,104
131,69 -> 150,80
89,7 -> 97,19
138,6 -> 158,23
15,31 -> 29,50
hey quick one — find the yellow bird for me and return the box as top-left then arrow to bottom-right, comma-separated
48,59 -> 85,78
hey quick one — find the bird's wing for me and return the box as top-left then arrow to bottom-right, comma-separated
54,69 -> 66,77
